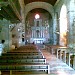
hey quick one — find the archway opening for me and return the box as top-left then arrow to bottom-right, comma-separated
25,8 -> 53,44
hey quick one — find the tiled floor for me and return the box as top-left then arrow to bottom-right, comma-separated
41,49 -> 75,75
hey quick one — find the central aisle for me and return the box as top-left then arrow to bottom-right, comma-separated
41,49 -> 75,75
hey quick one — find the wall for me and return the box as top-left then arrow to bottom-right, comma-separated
0,19 -> 11,52
54,0 -> 75,47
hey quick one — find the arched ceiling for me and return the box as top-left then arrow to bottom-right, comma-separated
29,8 -> 52,15
0,0 -> 57,23
0,0 -> 21,23
24,0 -> 57,6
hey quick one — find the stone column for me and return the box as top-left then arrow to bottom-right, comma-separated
40,30 -> 41,38
40,29 -> 42,38
31,30 -> 32,38
43,30 -> 44,38
41,30 -> 42,38
31,30 -> 33,38
34,30 -> 35,38
19,0 -> 25,43
51,48 -> 54,55
67,0 -> 75,47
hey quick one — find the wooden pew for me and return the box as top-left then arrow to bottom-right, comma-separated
9,49 -> 41,52
0,58 -> 46,64
9,50 -> 41,53
0,55 -> 44,59
0,45 -> 50,74
0,63 -> 50,74
7,51 -> 42,53
2,52 -> 43,56
3,51 -> 42,54
16,45 -> 38,51
45,45 -> 62,55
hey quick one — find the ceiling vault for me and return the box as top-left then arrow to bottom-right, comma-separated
0,0 -> 57,23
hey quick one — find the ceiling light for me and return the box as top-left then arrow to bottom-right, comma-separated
0,6 -> 1,10
35,14 -> 40,19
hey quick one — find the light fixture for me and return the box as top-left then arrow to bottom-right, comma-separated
35,14 -> 40,19
54,31 -> 60,34
54,28 -> 60,34
0,7 -> 1,10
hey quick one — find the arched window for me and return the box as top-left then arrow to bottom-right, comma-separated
59,4 -> 68,46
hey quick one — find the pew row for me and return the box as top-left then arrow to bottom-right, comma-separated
8,49 -> 41,52
0,58 -> 46,64
0,45 -> 50,74
2,52 -> 43,56
0,63 -> 50,74
0,55 -> 44,59
7,51 -> 42,53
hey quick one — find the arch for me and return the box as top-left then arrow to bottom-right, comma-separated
24,2 -> 55,44
24,2 -> 54,19
59,4 -> 68,46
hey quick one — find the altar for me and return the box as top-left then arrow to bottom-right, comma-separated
30,38 -> 46,44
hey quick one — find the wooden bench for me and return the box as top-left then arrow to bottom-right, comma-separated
2,52 -> 43,56
7,51 -> 42,53
0,55 -> 44,59
0,63 -> 50,74
0,45 -> 50,74
15,45 -> 38,51
45,45 -> 62,55
3,51 -> 42,54
0,58 -> 46,64
9,49 -> 41,52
